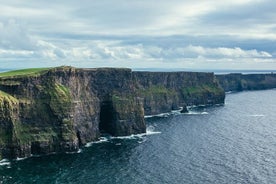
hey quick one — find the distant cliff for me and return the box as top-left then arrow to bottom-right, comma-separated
216,73 -> 276,92
133,72 -> 225,115
0,67 -> 224,159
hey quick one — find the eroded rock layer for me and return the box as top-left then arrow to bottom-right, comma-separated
0,67 -> 224,159
216,73 -> 276,92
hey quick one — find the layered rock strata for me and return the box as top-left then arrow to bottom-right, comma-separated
133,72 -> 225,115
0,67 -> 224,159
216,73 -> 276,92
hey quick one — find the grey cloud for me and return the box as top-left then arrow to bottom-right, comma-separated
0,0 -> 276,70
0,19 -> 36,50
199,0 -> 276,27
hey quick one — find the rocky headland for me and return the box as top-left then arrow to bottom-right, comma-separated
0,66 -> 224,159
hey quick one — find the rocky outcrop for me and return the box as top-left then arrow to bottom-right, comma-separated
0,67 -> 224,159
216,73 -> 276,92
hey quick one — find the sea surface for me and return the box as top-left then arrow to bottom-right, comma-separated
1,89 -> 276,184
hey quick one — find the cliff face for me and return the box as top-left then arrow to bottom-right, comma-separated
0,67 -> 224,159
0,67 -> 145,159
216,73 -> 276,92
133,72 -> 225,115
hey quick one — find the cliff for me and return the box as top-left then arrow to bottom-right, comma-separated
216,73 -> 276,92
0,67 -> 224,159
133,72 -> 225,115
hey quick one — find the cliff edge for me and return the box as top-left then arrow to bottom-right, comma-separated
0,67 -> 224,159
216,73 -> 276,92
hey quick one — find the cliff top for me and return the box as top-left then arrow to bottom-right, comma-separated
0,67 -> 50,78
0,66 -> 135,79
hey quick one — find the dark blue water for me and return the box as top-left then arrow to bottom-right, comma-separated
1,90 -> 276,184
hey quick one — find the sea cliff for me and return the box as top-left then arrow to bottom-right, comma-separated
133,72 -> 225,115
0,67 -> 224,159
216,73 -> 276,92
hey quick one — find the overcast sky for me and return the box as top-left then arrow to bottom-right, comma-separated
1,0 -> 276,70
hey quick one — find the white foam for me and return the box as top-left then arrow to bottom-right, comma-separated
144,115 -> 154,118
0,159 -> 10,166
85,137 -> 109,147
111,134 -> 141,140
16,157 -> 27,161
156,113 -> 170,118
66,149 -> 82,154
145,113 -> 170,118
84,126 -> 161,146
146,125 -> 161,135
186,111 -> 198,115
187,103 -> 223,110
186,111 -> 205,115
111,126 -> 161,140
138,139 -> 147,144
201,112 -> 209,115
146,131 -> 162,135
171,107 -> 184,115
144,107 -> 184,118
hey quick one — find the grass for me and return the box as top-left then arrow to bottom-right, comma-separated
46,82 -> 72,117
182,85 -> 222,96
0,90 -> 18,106
0,68 -> 50,78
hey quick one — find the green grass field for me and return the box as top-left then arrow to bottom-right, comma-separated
0,68 -> 50,78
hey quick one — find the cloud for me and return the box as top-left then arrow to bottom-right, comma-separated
0,0 -> 276,70
1,34 -> 272,64
0,49 -> 34,58
0,19 -> 36,50
1,0 -> 273,37
181,45 -> 272,59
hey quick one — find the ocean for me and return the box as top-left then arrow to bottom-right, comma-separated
1,89 -> 276,184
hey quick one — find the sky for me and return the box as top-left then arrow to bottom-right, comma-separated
0,0 -> 276,70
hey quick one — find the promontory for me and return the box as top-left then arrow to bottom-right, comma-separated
0,66 -> 225,159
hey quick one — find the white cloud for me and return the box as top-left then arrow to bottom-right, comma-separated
183,45 -> 272,58
0,49 -> 34,58
0,19 -> 36,50
0,0 -> 272,37
0,0 -> 276,70
1,34 -> 272,67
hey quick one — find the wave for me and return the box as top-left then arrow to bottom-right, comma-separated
85,126 -> 161,146
145,106 -> 212,117
187,103 -> 223,109
111,134 -> 143,140
144,107 -> 184,118
16,157 -> 28,161
113,126 -> 161,140
201,112 -> 209,115
145,113 -> 170,118
144,104 -> 224,118
146,125 -> 162,135
85,137 -> 109,147
185,111 -> 209,115
66,149 -> 82,154
0,159 -> 10,166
